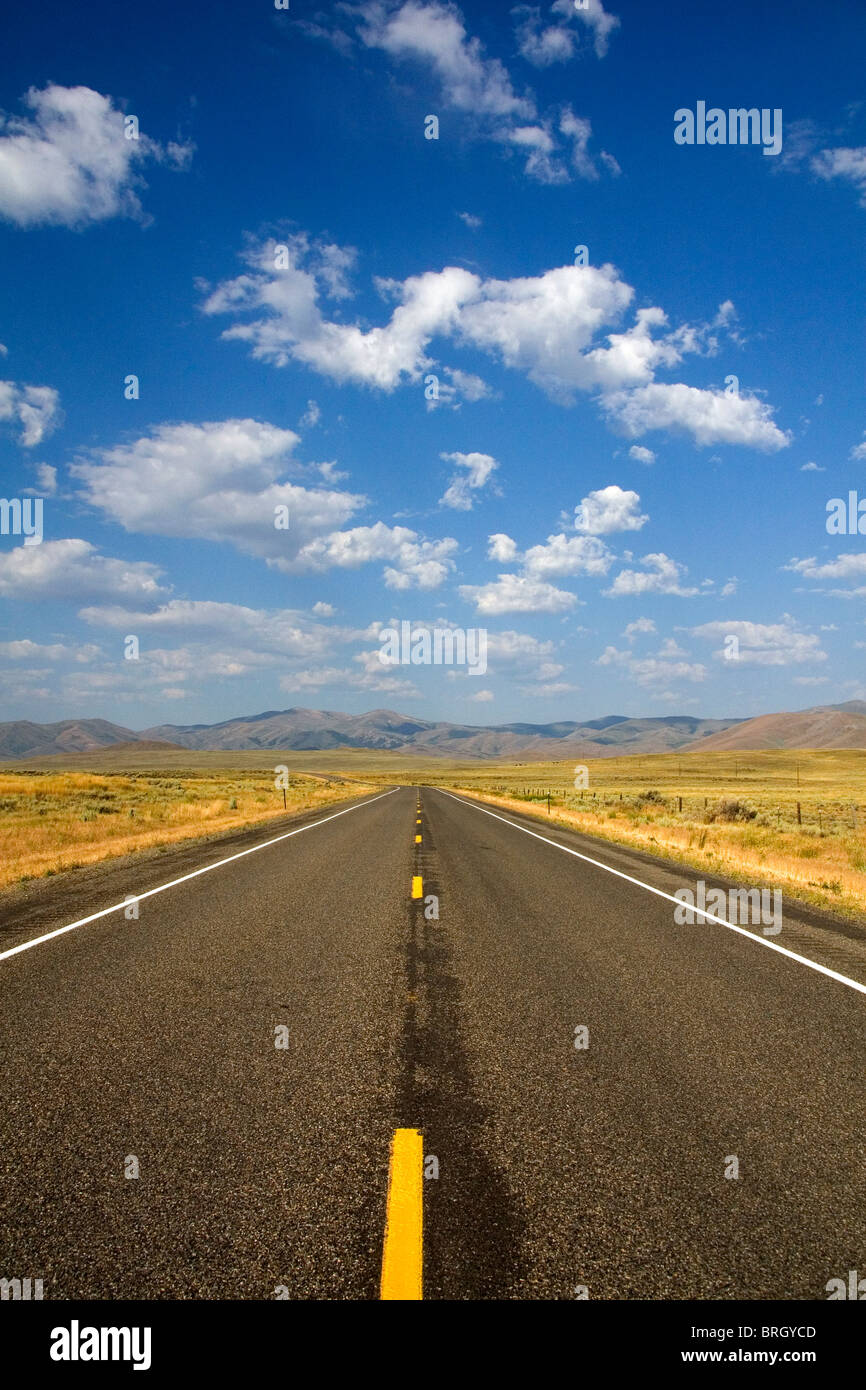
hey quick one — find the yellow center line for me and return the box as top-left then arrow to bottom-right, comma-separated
411,875 -> 423,898
415,834 -> 422,843
380,1128 -> 423,1300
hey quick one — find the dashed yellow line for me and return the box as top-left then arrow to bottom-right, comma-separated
415,834 -> 422,843
380,1128 -> 423,1300
411,875 -> 423,898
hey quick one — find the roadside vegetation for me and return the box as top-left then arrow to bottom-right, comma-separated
427,749 -> 866,920
3,746 -> 864,919
0,769 -> 375,890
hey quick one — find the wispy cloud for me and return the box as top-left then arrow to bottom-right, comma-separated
300,1 -> 618,183
0,379 -> 61,446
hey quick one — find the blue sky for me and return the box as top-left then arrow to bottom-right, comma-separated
1,0 -> 865,729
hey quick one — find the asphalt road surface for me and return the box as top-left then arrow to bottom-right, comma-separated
1,785 -> 864,1300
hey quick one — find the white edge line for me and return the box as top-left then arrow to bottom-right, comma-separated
0,788 -> 400,964
436,788 -> 866,999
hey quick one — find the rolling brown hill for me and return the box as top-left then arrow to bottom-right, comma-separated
685,704 -> 866,752
0,719 -> 140,760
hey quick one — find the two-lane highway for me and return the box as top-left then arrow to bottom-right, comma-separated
1,785 -> 864,1299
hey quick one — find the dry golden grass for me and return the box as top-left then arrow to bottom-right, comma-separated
0,770 -> 376,891
434,749 -> 866,920
3,745 -> 865,918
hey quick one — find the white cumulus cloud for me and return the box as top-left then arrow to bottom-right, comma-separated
604,552 -> 699,597
574,484 -> 648,535
204,237 -> 788,453
459,572 -> 577,613
691,618 -> 826,666
487,532 -> 518,562
601,382 -> 791,451
0,538 -> 168,602
522,533 -> 613,577
72,418 -> 366,570
0,84 -> 191,228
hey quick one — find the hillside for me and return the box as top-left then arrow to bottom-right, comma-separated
2,701 -> 866,763
685,704 -> 866,752
0,719 -> 139,761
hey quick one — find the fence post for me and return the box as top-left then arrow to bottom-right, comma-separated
797,801 -> 801,825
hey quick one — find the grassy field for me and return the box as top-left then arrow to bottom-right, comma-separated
0,767 -> 376,891
2,744 -> 865,919
412,749 -> 866,920
0,745 -> 439,776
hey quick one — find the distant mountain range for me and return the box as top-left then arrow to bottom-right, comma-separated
2,701 -> 866,762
